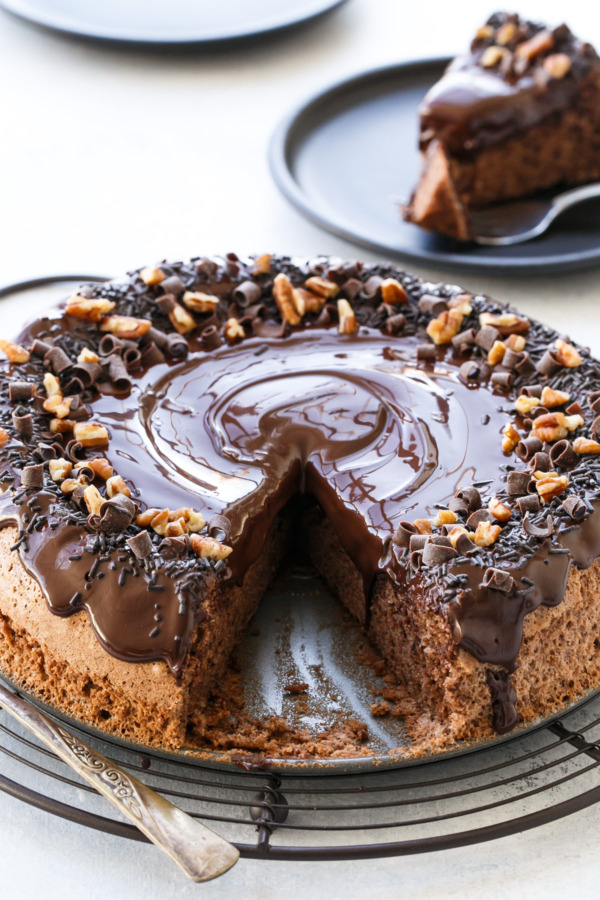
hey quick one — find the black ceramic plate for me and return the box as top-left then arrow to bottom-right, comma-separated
0,0 -> 347,45
270,59 -> 600,275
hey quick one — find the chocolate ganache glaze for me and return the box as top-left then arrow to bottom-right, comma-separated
420,13 -> 599,158
1,254 -> 600,729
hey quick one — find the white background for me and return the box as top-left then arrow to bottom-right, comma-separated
1,1 -> 600,897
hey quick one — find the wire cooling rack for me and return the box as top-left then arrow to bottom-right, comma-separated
2,689 -> 600,861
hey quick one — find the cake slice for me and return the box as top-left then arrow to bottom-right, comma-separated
403,13 -> 600,241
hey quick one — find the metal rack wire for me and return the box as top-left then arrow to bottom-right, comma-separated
2,690 -> 600,861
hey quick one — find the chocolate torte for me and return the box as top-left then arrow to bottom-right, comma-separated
403,13 -> 600,241
1,254 -> 600,756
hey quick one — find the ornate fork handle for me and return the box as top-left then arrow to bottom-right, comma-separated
0,682 -> 239,881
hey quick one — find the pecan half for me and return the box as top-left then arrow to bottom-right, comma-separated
305,276 -> 339,299
0,339 -> 30,364
573,437 -> 600,454
273,273 -> 302,326
65,296 -> 115,322
182,291 -> 219,313
337,299 -> 359,335
100,315 -> 152,340
140,266 -> 166,286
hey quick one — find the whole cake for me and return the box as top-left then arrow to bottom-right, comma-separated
403,13 -> 600,240
1,253 -> 600,756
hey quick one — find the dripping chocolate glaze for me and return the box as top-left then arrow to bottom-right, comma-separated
1,254 -> 600,704
419,14 -> 599,157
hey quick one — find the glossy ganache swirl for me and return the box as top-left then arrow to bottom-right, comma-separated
1,255 -> 600,733
419,13 -> 600,157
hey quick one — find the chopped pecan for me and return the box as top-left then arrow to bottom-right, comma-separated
190,534 -> 232,560
48,458 -> 73,482
488,497 -> 512,522
182,291 -> 219,313
530,412 -> 568,443
49,418 -> 75,434
514,394 -> 538,415
88,457 -> 113,480
380,279 -> 408,305
165,517 -> 187,538
544,53 -> 571,79
273,273 -> 302,326
169,507 -> 206,532
83,485 -> 104,517
169,304 -> 196,335
505,334 -> 526,352
554,339 -> 582,367
60,478 -> 82,494
413,518 -> 432,535
135,508 -> 162,527
65,296 -> 115,322
432,509 -> 457,528
487,340 -> 506,365
573,437 -> 600,454
481,45 -> 506,67
225,317 -> 245,342
100,315 -> 152,340
448,293 -> 473,315
293,288 -> 325,316
473,521 -> 502,547
43,373 -> 62,398
535,472 -> 569,503
305,276 -> 339,299
516,29 -> 554,60
540,386 -> 570,408
149,508 -> 170,535
0,427 -> 9,447
479,312 -> 529,335
337,299 -> 359,335
475,25 -> 494,41
140,266 -> 166,286
73,422 -> 109,448
77,347 -> 100,364
426,308 -> 463,345
252,253 -> 271,276
0,339 -> 30,364
496,21 -> 517,45
502,423 -> 520,452
43,394 -> 73,419
106,475 -> 131,498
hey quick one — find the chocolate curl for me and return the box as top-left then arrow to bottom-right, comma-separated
196,257 -> 219,278
409,534 -> 428,552
72,361 -> 102,387
30,339 -> 53,358
467,509 -> 493,529
94,494 -> 138,533
536,350 -> 561,376
21,464 -> 44,489
529,406 -> 549,420
361,275 -> 384,299
502,348 -> 524,369
455,532 -> 476,554
224,252 -> 240,278
419,294 -> 448,316
588,391 -> 600,415
127,530 -> 154,559
384,314 -> 406,335
340,278 -> 363,301
208,514 -> 231,542
160,274 -> 185,296
34,442 -> 58,461
144,325 -> 171,348
417,344 -> 436,362
200,325 -> 223,351
156,293 -> 176,315
164,333 -> 188,358
71,485 -> 87,512
515,436 -> 542,462
474,325 -> 500,351
507,471 -> 531,496
253,318 -> 286,339
456,487 -> 481,512
491,371 -> 514,389
62,376 -> 86,396
410,550 -> 423,570
65,439 -> 85,463
527,451 -> 551,472
44,346 -> 72,376
343,261 -> 362,279
522,512 -> 554,538
9,381 -> 34,403
159,536 -> 188,559
459,360 -> 485,383
140,342 -> 165,368
98,334 -> 124,356
243,303 -> 267,321
522,383 -> 542,398
392,520 -> 417,548
566,401 -> 584,416
591,416 -> 600,438
422,538 -> 458,566
73,464 -> 94,483
12,408 -> 33,436
448,497 -> 469,516
562,496 -> 588,521
514,354 -> 536,380
516,494 -> 540,516
451,328 -> 476,354
123,347 -> 142,371
550,440 -> 577,470
481,567 -> 515,594
107,356 -> 131,392
233,281 -> 261,307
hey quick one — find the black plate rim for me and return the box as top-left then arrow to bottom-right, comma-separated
269,58 -> 600,275
0,0 -> 348,46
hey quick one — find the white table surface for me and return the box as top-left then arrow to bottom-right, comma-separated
1,1 -> 600,896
